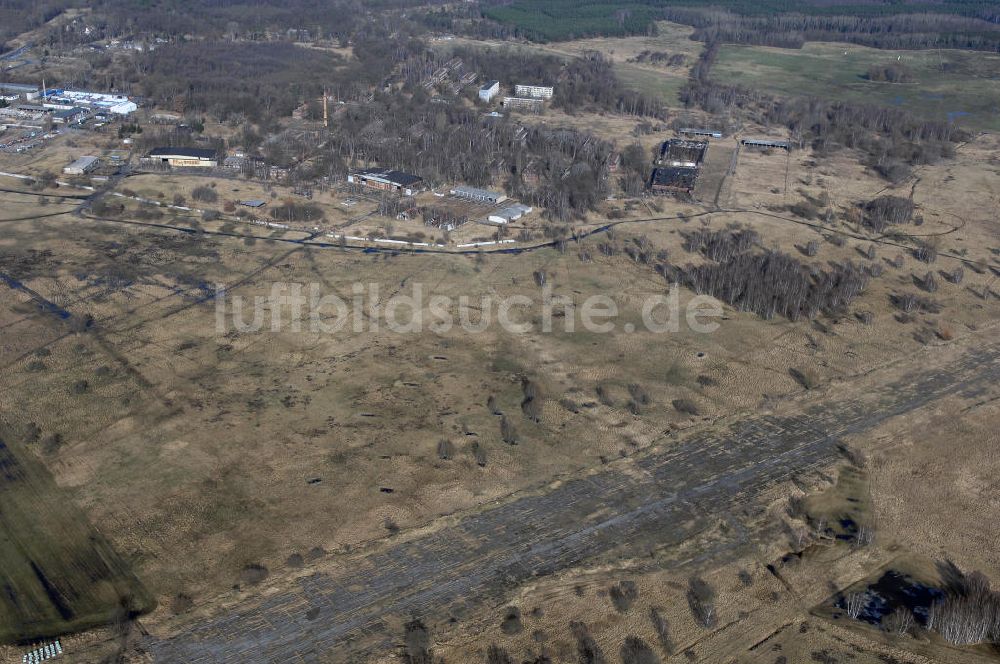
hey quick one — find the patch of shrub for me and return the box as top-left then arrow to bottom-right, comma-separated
500,606 -> 523,635
672,398 -> 700,415
609,580 -> 639,613
620,636 -> 660,664
437,439 -> 455,460
239,563 -> 269,586
686,576 -> 717,628
789,367 -> 819,390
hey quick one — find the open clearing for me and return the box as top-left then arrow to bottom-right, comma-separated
533,21 -> 701,105
713,42 -> 1000,131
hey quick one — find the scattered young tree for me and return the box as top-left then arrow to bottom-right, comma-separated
671,398 -> 700,416
500,415 -> 519,445
500,606 -> 523,635
609,580 -> 639,613
882,607 -> 915,635
437,439 -> 455,460
403,619 -> 432,664
919,271 -> 938,293
843,591 -> 868,619
487,394 -> 502,415
648,608 -> 674,655
570,621 -> 608,664
619,636 -> 660,664
521,378 -> 543,423
686,577 -> 717,628
471,441 -> 488,467
486,644 -> 514,664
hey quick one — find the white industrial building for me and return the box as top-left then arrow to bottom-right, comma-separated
488,203 -> 532,224
63,156 -> 100,175
42,89 -> 137,115
478,80 -> 500,102
451,185 -> 507,204
514,84 -> 553,99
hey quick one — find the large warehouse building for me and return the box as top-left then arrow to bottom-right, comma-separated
148,147 -> 219,168
451,185 -> 507,204
63,156 -> 100,175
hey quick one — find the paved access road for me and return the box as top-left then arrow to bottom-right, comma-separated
148,341 -> 1000,663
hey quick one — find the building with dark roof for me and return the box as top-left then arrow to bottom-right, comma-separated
741,138 -> 790,150
348,168 -> 423,196
680,128 -> 722,139
657,139 -> 708,168
148,147 -> 218,167
650,166 -> 698,194
52,107 -> 88,124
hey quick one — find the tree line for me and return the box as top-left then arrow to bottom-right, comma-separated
665,8 -> 1000,52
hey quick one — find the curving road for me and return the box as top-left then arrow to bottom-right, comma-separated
147,340 -> 1000,663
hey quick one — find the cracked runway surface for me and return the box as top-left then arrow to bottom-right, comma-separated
148,340 -> 1000,663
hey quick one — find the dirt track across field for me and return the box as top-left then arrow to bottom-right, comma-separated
147,338 -> 1000,663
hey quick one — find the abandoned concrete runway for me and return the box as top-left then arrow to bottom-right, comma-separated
148,341 -> 1000,663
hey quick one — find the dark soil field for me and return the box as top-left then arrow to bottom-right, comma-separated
0,422 -> 153,644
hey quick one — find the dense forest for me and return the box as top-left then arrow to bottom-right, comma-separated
0,0 -> 65,45
668,9 -> 1000,50
8,0 -> 999,53
0,0 -> 446,52
470,0 -> 1000,49
125,43 -> 345,121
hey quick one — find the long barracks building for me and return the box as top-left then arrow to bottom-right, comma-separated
347,168 -> 423,196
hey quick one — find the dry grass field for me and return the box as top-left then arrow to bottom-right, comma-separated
713,42 -> 1000,132
424,343 -> 1000,664
1,21 -> 999,663
0,122 -> 996,660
